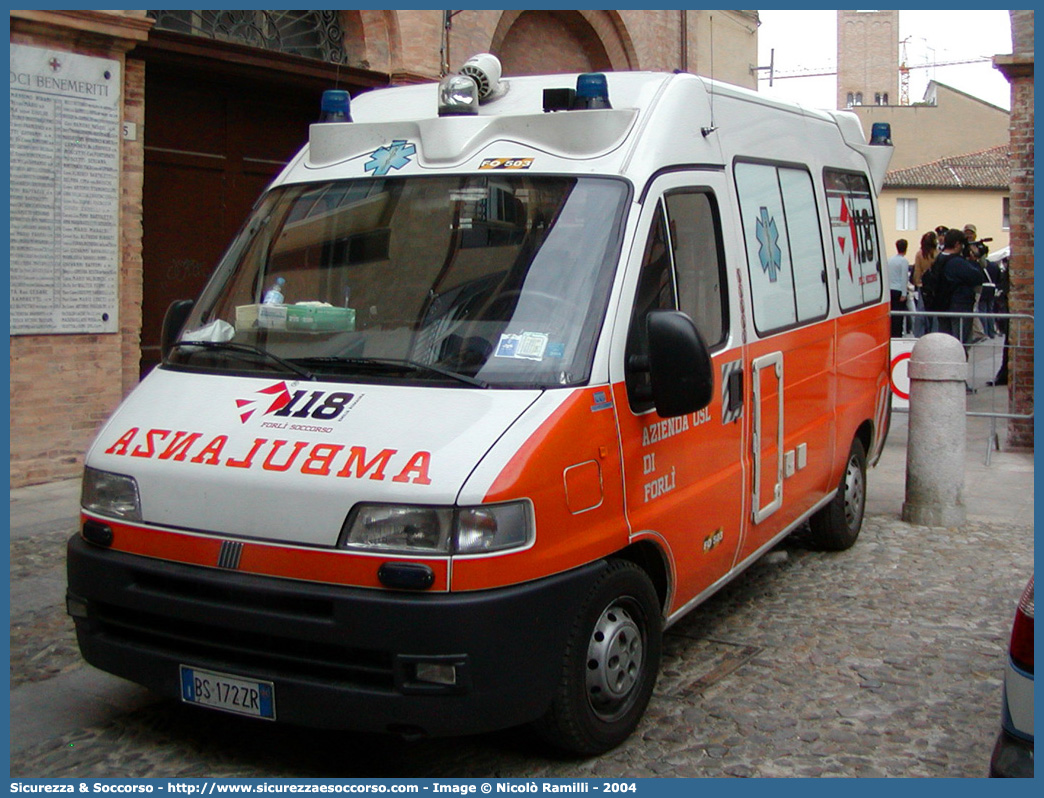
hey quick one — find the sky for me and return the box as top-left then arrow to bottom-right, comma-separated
755,9 -> 1013,111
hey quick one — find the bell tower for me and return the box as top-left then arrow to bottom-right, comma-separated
837,10 -> 899,108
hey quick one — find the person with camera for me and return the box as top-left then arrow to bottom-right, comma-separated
931,227 -> 986,345
962,223 -> 992,265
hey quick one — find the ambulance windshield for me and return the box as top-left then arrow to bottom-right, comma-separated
173,175 -> 629,389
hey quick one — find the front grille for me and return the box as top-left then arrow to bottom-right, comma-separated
77,558 -> 399,690
91,600 -> 396,689
133,568 -> 335,619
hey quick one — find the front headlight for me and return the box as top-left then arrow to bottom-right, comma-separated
81,467 -> 142,521
340,501 -> 532,555
341,506 -> 454,554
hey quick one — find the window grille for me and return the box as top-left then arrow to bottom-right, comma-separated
148,10 -> 347,64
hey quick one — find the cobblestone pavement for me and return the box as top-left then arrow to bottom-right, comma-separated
10,508 -> 1032,778
11,528 -> 82,689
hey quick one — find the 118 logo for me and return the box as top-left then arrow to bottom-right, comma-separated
273,389 -> 354,420
236,382 -> 356,424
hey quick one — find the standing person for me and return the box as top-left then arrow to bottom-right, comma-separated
993,251 -> 1010,337
933,228 -> 986,344
911,230 -> 938,336
988,251 -> 1011,387
963,224 -> 988,267
980,252 -> 1001,338
922,226 -> 950,324
887,239 -> 909,337
963,223 -> 994,339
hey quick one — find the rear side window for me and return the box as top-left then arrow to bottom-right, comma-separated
735,161 -> 828,335
824,168 -> 883,310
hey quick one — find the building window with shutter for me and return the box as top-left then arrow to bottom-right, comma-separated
895,198 -> 918,231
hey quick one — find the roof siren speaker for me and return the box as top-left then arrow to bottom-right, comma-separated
459,53 -> 503,101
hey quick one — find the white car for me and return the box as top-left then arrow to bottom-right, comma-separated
990,575 -> 1034,777
987,245 -> 1010,263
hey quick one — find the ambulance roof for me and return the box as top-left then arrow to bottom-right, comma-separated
283,71 -> 885,189
348,71 -> 834,124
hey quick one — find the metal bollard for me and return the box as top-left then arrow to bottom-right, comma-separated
901,333 -> 968,527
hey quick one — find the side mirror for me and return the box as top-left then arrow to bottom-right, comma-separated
160,300 -> 195,361
646,310 -> 714,417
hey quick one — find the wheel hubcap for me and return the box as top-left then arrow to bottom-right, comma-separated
586,602 -> 644,720
844,454 -> 865,530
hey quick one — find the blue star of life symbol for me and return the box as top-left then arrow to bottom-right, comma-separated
755,206 -> 783,283
364,140 -> 416,176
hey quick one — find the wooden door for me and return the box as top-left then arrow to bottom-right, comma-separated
140,66 -> 319,376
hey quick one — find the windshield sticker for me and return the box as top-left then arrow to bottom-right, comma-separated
495,332 -> 549,361
494,335 -> 519,358
364,140 -> 416,176
479,157 -> 534,170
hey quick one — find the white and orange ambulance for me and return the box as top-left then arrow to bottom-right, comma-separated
68,60 -> 893,754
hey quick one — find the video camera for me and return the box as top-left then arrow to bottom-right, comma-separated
964,236 -> 992,259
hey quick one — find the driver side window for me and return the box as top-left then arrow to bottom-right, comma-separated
625,202 -> 676,412
625,190 -> 726,413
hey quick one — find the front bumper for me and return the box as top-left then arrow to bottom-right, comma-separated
67,533 -> 604,737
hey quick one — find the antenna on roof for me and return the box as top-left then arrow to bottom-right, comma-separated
702,14 -> 718,136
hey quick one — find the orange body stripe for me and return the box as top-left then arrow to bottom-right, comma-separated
83,512 -> 450,591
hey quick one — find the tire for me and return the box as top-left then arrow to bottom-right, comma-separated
808,437 -> 867,551
533,559 -> 662,756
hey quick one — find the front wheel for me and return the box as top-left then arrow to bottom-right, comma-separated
808,437 -> 867,551
533,559 -> 662,756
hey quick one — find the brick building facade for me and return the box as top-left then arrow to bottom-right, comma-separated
10,11 -> 152,486
993,10 -> 1034,448
9,9 -> 759,488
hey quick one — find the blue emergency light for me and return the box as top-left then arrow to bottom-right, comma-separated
574,73 -> 611,109
319,90 -> 352,123
869,122 -> 892,145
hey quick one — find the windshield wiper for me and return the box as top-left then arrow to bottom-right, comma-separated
169,341 -> 315,381
293,356 -> 488,388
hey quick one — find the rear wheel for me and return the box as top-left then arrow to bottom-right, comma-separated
808,437 -> 867,551
533,559 -> 662,755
